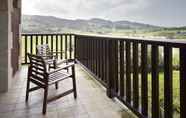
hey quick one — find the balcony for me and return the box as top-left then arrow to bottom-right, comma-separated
0,64 -> 135,118
1,33 -> 186,118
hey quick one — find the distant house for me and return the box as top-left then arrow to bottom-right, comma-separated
177,31 -> 186,35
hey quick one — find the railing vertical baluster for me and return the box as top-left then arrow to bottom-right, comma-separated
41,35 -> 43,45
180,47 -> 186,118
69,34 -> 72,59
60,35 -> 63,59
102,40 -> 105,82
114,40 -> 119,93
126,41 -> 131,103
25,35 -> 28,64
56,35 -> 58,59
141,43 -> 148,116
30,35 -> 33,55
120,40 -> 124,98
164,46 -> 173,118
93,39 -> 95,73
151,45 -> 159,118
51,35 -> 53,53
65,35 -> 68,59
133,42 -> 139,109
103,40 -> 107,84
105,40 -> 109,84
36,35 -> 38,46
46,34 -> 48,44
107,39 -> 115,98
98,39 -> 101,78
95,39 -> 98,75
90,39 -> 93,72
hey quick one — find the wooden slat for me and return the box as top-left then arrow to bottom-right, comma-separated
25,36 -> 28,63
98,39 -> 101,78
120,40 -> 124,98
69,34 -> 72,59
164,46 -> 173,118
46,35 -> 48,44
30,35 -> 33,54
56,35 -> 58,59
35,36 -> 38,54
180,47 -> 186,118
141,43 -> 148,116
65,35 -> 68,59
151,45 -> 159,118
51,35 -> 53,52
133,42 -> 139,109
41,35 -> 44,45
60,35 -> 63,59
126,41 -> 131,103
114,40 -> 119,93
107,39 -> 115,98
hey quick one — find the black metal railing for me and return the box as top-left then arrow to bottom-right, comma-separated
21,33 -> 186,118
21,33 -> 75,64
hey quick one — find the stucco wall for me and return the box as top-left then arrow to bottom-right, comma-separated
0,0 -> 21,92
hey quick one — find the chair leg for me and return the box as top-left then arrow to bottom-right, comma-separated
42,87 -> 48,115
25,78 -> 30,102
72,66 -> 77,99
55,82 -> 58,89
72,77 -> 77,99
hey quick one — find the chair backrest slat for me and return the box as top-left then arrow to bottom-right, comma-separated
28,54 -> 47,84
36,44 -> 52,59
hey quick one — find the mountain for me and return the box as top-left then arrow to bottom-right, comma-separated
21,15 -> 161,34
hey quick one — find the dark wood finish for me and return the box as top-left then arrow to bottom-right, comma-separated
60,35 -> 63,59
56,35 -> 58,59
22,33 -> 186,118
25,36 -> 28,63
106,40 -> 115,98
26,54 -> 76,114
30,36 -> 33,54
180,47 -> 186,118
141,43 -> 148,116
126,41 -> 131,103
164,46 -> 173,118
151,45 -> 159,118
133,42 -> 139,109
65,35 -> 68,59
120,40 -> 124,98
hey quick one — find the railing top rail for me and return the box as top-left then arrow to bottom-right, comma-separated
21,33 -> 186,47
75,34 -> 186,48
21,33 -> 76,36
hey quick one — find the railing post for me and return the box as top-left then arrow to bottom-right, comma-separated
180,47 -> 186,118
106,40 -> 115,98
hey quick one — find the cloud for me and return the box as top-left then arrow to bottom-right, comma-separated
22,0 -> 186,26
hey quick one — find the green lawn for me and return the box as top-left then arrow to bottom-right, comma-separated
146,71 -> 180,117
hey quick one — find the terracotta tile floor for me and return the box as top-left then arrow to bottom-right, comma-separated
0,65 -> 136,118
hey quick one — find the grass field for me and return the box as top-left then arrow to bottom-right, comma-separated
147,71 -> 180,117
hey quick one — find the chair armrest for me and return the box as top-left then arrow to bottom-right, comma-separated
47,63 -> 75,75
51,52 -> 64,54
57,59 -> 75,65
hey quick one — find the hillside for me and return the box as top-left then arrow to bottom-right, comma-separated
21,15 -> 161,34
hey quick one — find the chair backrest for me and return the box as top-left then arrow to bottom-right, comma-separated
27,53 -> 48,84
36,44 -> 52,59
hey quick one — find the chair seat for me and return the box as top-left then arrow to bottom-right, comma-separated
48,71 -> 72,85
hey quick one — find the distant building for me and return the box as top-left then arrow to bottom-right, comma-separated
177,31 -> 186,35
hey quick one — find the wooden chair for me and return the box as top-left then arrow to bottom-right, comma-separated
25,53 -> 77,114
36,44 -> 69,89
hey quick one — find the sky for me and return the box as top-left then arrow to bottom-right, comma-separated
22,0 -> 186,27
